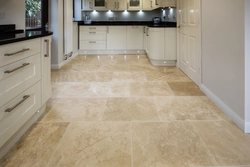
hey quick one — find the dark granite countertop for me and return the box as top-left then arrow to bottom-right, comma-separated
77,21 -> 176,27
0,31 -> 53,45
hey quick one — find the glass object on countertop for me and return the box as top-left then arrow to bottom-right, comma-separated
94,0 -> 105,7
129,0 -> 140,7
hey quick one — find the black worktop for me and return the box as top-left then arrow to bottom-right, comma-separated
77,21 -> 176,27
0,30 -> 53,45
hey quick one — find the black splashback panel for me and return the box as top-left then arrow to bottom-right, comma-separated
0,24 -> 15,33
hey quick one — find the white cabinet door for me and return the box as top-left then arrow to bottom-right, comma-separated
142,0 -> 153,10
165,28 -> 177,60
148,28 -> 165,60
127,26 -> 144,50
107,26 -> 127,50
107,0 -> 116,10
93,0 -> 107,10
41,36 -> 52,105
128,0 -> 142,10
116,0 -> 127,10
82,0 -> 93,10
160,0 -> 176,7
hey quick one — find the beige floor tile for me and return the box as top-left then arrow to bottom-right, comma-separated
130,82 -> 174,96
192,121 -> 250,166
0,122 -> 69,167
103,97 -> 159,121
98,65 -> 130,72
154,96 -> 219,121
168,82 -> 205,96
199,96 -> 231,121
71,65 -> 102,72
145,71 -> 192,82
43,98 -> 107,122
112,72 -> 147,82
47,122 -> 131,167
85,82 -> 130,97
51,82 -> 90,98
51,72 -> 113,82
132,122 -> 217,167
129,64 -> 159,72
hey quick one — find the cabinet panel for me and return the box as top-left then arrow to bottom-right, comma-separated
165,28 -> 177,60
0,38 -> 40,68
160,0 -> 176,7
80,41 -> 107,50
107,26 -> 127,50
0,54 -> 41,107
82,0 -> 93,10
127,26 -> 144,50
80,26 -> 107,31
0,82 -> 41,148
148,28 -> 165,60
80,31 -> 107,41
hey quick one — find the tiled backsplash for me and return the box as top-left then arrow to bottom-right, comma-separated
82,8 -> 176,22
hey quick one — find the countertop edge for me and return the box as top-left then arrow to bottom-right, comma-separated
0,31 -> 53,46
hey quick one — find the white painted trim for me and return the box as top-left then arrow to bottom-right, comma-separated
51,51 -> 78,69
245,122 -> 250,133
200,84 -> 246,133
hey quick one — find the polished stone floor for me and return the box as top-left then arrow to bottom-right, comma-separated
1,54 -> 250,167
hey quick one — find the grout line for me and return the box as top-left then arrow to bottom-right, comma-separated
130,122 -> 134,167
190,121 -> 218,166
45,122 -> 71,167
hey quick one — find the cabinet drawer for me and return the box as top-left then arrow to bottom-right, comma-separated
80,31 -> 107,41
0,53 -> 41,107
0,38 -> 40,67
80,26 -> 107,31
0,81 -> 41,148
80,41 -> 106,50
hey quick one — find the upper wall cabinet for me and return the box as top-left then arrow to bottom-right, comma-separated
93,0 -> 108,10
107,0 -> 127,11
160,0 -> 176,7
82,0 -> 93,11
142,0 -> 159,10
127,0 -> 142,11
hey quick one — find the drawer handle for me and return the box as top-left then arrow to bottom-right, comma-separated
89,32 -> 96,34
44,39 -> 50,57
5,95 -> 30,113
89,41 -> 96,43
89,27 -> 96,29
4,63 -> 30,74
4,48 -> 30,56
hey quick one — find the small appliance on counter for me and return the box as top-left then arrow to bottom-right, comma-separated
84,15 -> 91,24
152,17 -> 161,25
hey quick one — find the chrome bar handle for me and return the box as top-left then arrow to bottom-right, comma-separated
4,48 -> 30,56
4,63 -> 30,74
5,95 -> 30,112
44,39 -> 49,57
155,0 -> 158,5
89,2 -> 93,9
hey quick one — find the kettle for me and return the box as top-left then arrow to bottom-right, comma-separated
85,15 -> 90,20
152,17 -> 161,24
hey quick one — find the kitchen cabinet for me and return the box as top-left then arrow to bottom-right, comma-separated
93,0 -> 108,10
107,26 -> 127,50
127,26 -> 144,50
79,26 -> 107,50
127,0 -> 142,11
164,28 -> 176,60
160,0 -> 176,7
82,0 -> 93,11
107,0 -> 127,11
142,0 -> 159,10
147,28 -> 165,60
146,27 -> 177,66
0,35 -> 52,154
41,36 -> 52,105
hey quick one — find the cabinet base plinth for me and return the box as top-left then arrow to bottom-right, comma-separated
148,58 -> 176,66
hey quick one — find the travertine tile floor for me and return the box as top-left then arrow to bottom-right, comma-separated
1,54 -> 250,167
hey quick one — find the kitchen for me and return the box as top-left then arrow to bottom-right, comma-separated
0,0 -> 250,166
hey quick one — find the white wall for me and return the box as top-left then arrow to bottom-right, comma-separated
245,0 -> 250,125
0,0 -> 25,29
201,0 -> 245,130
